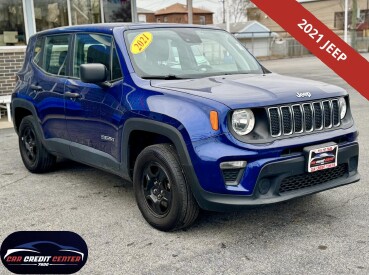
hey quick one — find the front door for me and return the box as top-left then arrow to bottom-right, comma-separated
64,33 -> 125,165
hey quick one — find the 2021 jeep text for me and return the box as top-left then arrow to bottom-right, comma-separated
12,24 -> 360,231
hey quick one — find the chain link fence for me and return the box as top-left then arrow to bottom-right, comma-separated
232,31 -> 369,60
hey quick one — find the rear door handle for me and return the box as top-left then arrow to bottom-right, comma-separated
30,84 -> 43,91
64,91 -> 81,98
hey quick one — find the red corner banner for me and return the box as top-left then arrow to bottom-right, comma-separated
251,0 -> 369,101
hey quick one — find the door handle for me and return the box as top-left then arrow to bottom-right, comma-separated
30,84 -> 43,91
64,91 -> 81,98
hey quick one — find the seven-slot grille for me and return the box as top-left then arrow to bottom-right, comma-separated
267,99 -> 341,137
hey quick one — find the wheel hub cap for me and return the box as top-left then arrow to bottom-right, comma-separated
142,163 -> 172,216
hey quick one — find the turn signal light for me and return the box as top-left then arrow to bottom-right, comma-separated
210,111 -> 219,131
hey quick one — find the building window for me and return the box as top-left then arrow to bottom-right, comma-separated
71,0 -> 101,25
138,14 -> 146,23
164,16 -> 168,23
0,0 -> 26,46
199,15 -> 206,25
102,0 -> 131,23
33,0 -> 69,32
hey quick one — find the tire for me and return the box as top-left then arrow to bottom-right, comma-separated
18,115 -> 56,173
133,144 -> 199,231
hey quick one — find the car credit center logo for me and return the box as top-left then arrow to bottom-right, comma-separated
1,231 -> 88,274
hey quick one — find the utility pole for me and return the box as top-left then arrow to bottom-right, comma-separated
351,0 -> 358,49
226,0 -> 230,32
187,0 -> 193,24
131,0 -> 138,23
344,0 -> 348,42
219,0 -> 225,23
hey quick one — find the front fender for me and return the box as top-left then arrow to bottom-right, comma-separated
125,79 -> 231,143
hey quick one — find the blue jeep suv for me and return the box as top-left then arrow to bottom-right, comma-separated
12,24 -> 360,231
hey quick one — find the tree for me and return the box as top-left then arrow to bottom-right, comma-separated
228,0 -> 250,23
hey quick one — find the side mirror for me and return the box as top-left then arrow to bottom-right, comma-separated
80,63 -> 108,84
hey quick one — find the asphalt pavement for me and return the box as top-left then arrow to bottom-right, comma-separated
1,54 -> 369,274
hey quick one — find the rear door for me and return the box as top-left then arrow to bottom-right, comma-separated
30,34 -> 71,140
64,33 -> 125,164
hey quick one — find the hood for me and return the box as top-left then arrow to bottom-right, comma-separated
151,73 -> 347,109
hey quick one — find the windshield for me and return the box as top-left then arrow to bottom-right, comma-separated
124,28 -> 264,79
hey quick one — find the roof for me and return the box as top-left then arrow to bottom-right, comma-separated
32,23 -> 220,37
216,21 -> 278,38
137,7 -> 155,14
155,3 -> 213,16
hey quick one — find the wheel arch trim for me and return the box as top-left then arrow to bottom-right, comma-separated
12,98 -> 42,136
121,118 -> 205,203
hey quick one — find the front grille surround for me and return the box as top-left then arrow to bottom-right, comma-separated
313,102 -> 323,130
280,106 -> 293,135
292,104 -> 304,133
267,98 -> 342,137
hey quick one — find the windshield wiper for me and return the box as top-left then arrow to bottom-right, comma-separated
141,74 -> 187,80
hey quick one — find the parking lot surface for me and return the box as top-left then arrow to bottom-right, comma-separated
1,55 -> 369,274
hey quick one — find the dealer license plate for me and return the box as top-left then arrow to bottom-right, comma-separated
308,145 -> 338,173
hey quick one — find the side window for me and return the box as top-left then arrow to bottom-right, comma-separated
111,43 -> 123,81
43,35 -> 70,75
73,34 -> 112,80
33,37 -> 44,67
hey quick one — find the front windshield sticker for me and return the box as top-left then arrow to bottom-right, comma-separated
130,32 -> 153,54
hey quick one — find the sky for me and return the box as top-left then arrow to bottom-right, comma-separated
136,0 -> 226,23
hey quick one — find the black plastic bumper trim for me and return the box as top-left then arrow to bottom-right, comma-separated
190,142 -> 359,212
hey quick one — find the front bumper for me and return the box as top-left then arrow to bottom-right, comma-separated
187,142 -> 359,212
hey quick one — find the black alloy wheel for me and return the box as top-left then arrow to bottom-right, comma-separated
133,144 -> 199,231
18,116 -> 56,173
20,125 -> 38,164
142,162 -> 172,217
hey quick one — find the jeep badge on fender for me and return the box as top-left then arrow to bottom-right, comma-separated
11,23 -> 360,231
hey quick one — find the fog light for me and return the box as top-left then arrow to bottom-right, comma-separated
220,161 -> 247,169
258,178 -> 271,195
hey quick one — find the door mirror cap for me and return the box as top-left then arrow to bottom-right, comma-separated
80,63 -> 108,84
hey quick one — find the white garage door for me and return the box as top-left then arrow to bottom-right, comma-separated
244,39 -> 269,57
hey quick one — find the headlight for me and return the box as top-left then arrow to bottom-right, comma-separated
231,109 -> 255,135
339,97 -> 347,119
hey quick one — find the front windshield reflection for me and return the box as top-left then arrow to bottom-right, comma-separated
124,28 -> 263,79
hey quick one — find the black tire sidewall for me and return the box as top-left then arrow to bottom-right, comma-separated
133,146 -> 186,231
19,116 -> 43,171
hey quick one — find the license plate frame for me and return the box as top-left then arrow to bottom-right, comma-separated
308,145 -> 338,173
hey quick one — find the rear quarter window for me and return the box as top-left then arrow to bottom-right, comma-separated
33,34 -> 70,76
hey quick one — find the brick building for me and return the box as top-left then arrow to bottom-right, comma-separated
0,47 -> 25,96
248,0 -> 369,35
155,3 -> 213,25
137,8 -> 156,23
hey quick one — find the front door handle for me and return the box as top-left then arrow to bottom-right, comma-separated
30,84 -> 43,91
64,91 -> 81,98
